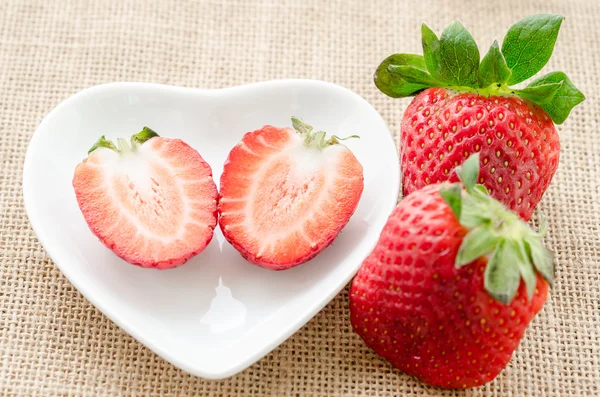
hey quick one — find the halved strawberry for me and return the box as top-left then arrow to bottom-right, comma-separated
219,118 -> 364,270
73,127 -> 218,269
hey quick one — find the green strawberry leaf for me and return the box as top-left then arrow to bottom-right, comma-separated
501,14 -> 564,85
455,152 -> 479,191
478,40 -> 511,88
131,126 -> 159,147
513,240 -> 537,299
459,196 -> 492,230
292,117 -> 359,149
473,184 -> 489,196
374,54 -> 432,98
327,134 -> 360,145
374,15 -> 584,124
421,24 -> 444,81
88,135 -> 117,154
455,225 -> 499,268
387,64 -> 439,86
422,21 -> 480,88
514,81 -> 563,105
440,183 -> 462,220
525,237 -> 555,286
525,71 -> 585,124
536,212 -> 548,238
484,240 -> 521,305
292,116 -> 314,135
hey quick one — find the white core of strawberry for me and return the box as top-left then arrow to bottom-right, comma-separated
88,145 -> 196,242
288,135 -> 330,179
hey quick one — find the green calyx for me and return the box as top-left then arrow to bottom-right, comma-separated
291,117 -> 359,149
374,14 -> 585,125
88,127 -> 159,154
439,153 -> 554,305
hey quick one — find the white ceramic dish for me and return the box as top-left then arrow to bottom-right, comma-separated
23,80 -> 399,379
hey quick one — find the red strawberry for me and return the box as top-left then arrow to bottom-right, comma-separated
219,118 -> 363,270
73,128 -> 218,269
375,15 -> 584,220
399,88 -> 559,220
350,154 -> 554,389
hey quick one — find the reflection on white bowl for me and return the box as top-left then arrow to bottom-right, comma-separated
200,277 -> 248,334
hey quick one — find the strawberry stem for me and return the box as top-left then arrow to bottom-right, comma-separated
291,117 -> 359,150
88,135 -> 117,154
131,126 -> 159,149
117,138 -> 132,153
87,127 -> 160,154
464,83 -> 513,96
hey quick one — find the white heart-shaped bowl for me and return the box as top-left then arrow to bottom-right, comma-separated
23,80 -> 399,379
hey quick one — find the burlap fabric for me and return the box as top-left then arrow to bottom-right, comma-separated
1,0 -> 598,395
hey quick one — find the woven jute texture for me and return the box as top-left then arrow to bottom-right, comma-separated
1,0 -> 599,395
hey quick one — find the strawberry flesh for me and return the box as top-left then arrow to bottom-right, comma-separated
219,125 -> 363,270
73,137 -> 218,269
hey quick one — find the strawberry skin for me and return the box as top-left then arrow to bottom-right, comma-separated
219,120 -> 363,270
73,130 -> 218,269
400,87 -> 559,221
350,183 -> 549,389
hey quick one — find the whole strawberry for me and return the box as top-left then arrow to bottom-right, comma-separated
375,14 -> 584,220
349,154 -> 554,389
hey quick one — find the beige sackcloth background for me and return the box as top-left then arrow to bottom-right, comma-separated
0,0 -> 598,395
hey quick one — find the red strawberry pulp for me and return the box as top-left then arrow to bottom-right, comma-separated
219,125 -> 363,270
73,137 -> 218,269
